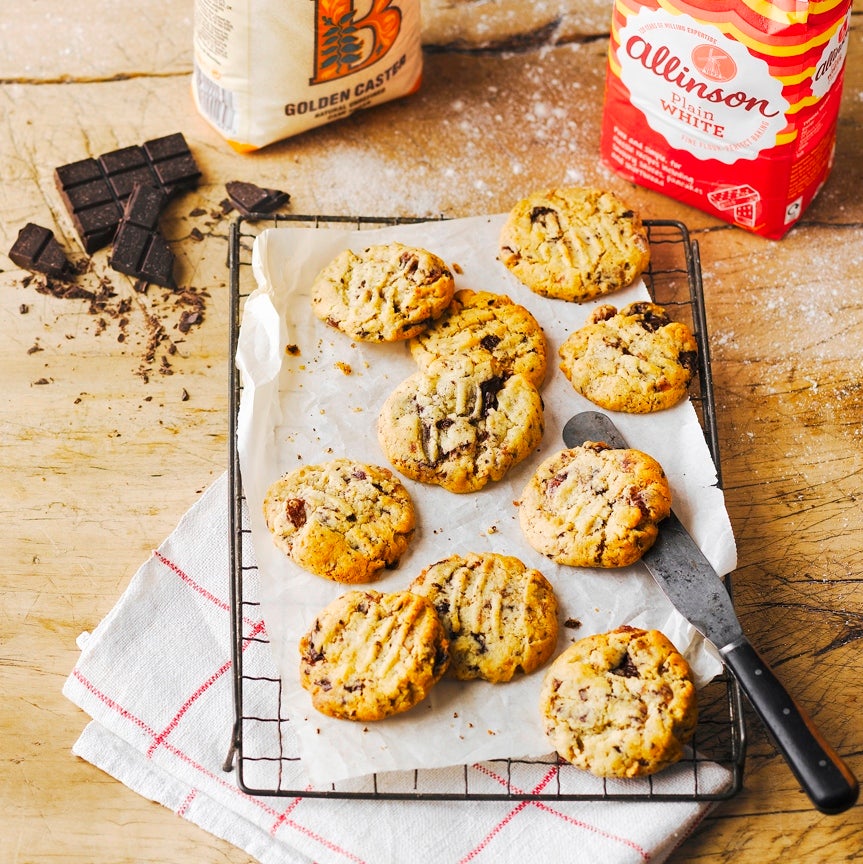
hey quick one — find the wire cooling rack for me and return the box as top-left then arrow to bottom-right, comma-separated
223,214 -> 747,800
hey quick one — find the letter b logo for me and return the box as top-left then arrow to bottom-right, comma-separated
311,0 -> 403,84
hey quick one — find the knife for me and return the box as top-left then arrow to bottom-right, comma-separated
562,410 -> 859,814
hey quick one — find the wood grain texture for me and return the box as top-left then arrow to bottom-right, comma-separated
2,2 -> 862,862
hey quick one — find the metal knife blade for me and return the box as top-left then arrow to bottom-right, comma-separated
561,410 -> 859,814
562,411 -> 743,649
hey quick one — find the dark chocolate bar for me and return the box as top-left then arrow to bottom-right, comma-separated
225,180 -> 290,216
109,185 -> 176,288
55,133 -> 200,253
9,223 -> 73,279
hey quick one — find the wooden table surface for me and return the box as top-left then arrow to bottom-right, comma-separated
2,2 -> 861,861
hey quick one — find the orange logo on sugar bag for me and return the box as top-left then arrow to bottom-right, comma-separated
192,0 -> 422,149
311,0 -> 403,84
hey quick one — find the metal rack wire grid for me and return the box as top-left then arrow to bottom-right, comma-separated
224,213 -> 747,801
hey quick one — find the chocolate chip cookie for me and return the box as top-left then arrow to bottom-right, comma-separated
311,242 -> 455,342
539,626 -> 698,777
299,589 -> 450,721
377,354 -> 545,494
409,552 -> 559,682
559,301 -> 698,413
499,187 -> 650,302
409,289 -> 548,388
518,442 -> 671,568
263,458 -> 415,583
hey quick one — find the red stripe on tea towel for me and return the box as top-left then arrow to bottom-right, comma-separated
153,549 -> 265,634
153,549 -> 230,611
145,617 -> 266,759
176,788 -> 198,817
71,667 -> 159,740
73,668 -> 364,863
460,763 -> 652,863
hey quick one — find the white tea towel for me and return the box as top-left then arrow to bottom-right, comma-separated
63,472 -> 733,864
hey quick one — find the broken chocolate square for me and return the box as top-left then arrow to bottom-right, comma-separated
109,185 -> 176,289
144,133 -> 202,192
225,180 -> 290,216
9,223 -> 73,279
54,158 -> 125,253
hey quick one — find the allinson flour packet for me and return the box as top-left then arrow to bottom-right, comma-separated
600,0 -> 852,239
192,0 -> 423,151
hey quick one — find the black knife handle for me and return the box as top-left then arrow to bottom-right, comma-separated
720,638 -> 859,814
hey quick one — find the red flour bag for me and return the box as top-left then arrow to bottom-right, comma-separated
600,0 -> 852,239
193,0 -> 423,152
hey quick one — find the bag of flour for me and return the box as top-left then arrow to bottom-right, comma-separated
192,0 -> 423,151
600,0 -> 852,239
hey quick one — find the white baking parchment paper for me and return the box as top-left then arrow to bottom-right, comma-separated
235,214 -> 738,785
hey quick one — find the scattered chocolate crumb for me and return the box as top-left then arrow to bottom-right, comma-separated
181,388 -> 190,401
27,343 -> 43,355
286,343 -> 300,355
178,310 -> 202,332
564,617 -> 582,629
33,378 -> 50,385
19,304 -> 29,314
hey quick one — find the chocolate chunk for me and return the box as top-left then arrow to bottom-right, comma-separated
612,652 -> 640,678
9,223 -> 73,279
144,133 -> 202,193
479,375 -> 504,414
54,158 -> 124,253
109,185 -> 176,288
225,180 -> 289,216
55,133 -> 200,253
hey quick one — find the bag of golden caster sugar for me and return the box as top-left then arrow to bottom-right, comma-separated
192,0 -> 423,152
